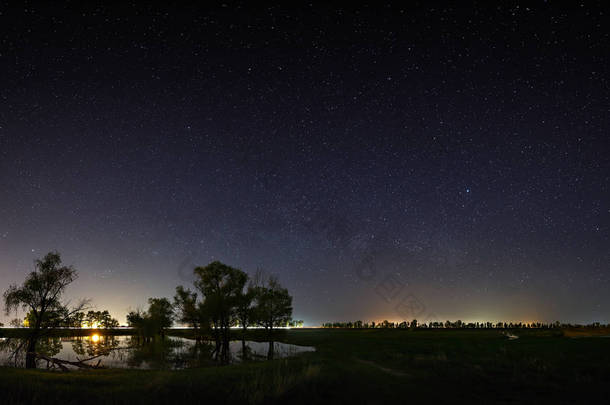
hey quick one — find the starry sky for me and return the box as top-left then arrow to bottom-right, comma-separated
0,3 -> 608,326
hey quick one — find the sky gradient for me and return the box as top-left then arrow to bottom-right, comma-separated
1,3 -> 608,326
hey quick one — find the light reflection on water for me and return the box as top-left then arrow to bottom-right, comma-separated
0,335 -> 315,370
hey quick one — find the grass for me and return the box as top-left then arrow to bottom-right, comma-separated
0,356 -> 320,405
1,328 -> 610,404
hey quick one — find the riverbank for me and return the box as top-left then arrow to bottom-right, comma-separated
1,328 -> 610,404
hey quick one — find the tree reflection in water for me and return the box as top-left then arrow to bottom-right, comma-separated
238,339 -> 253,362
71,335 -> 120,358
1,336 -> 314,369
125,336 -> 216,369
0,337 -> 62,368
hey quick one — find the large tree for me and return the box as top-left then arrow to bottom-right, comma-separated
191,261 -> 248,359
253,276 -> 293,334
235,286 -> 256,333
147,297 -> 174,338
3,252 -> 88,368
173,286 -> 201,328
251,275 -> 292,360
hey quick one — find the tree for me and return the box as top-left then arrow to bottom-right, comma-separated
70,311 -> 85,328
235,285 -> 256,333
173,286 -> 205,332
83,310 -> 119,328
233,284 -> 257,360
287,319 -> 304,328
146,298 -> 174,338
99,310 -> 120,328
193,261 -> 248,357
24,307 -> 73,329
126,310 -> 146,333
252,276 -> 293,335
250,275 -> 292,360
3,252 -> 88,368
127,309 -> 156,339
84,311 -> 96,328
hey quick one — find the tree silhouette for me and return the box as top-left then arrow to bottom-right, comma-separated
126,299 -> 173,340
146,298 -> 174,339
83,310 -> 119,328
193,261 -> 248,361
70,311 -> 85,328
252,275 -> 293,338
3,251 -> 88,368
127,310 -> 151,338
235,285 -> 256,335
173,285 -> 207,338
100,310 -> 120,328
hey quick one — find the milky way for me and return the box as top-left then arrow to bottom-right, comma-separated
0,3 -> 608,325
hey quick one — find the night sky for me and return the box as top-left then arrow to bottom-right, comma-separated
1,3 -> 608,326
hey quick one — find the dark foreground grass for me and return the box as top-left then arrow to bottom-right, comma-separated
1,328 -> 609,404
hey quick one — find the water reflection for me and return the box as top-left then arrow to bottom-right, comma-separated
0,335 -> 314,370
71,335 -> 121,358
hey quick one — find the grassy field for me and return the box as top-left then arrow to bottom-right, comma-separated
1,328 -> 609,404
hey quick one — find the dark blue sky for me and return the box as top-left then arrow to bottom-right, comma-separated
1,3 -> 608,325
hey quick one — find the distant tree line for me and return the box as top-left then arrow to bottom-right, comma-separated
322,320 -> 610,329
14,308 -> 119,329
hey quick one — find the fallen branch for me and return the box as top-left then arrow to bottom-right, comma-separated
35,353 -> 105,370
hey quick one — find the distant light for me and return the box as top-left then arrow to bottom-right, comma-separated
91,334 -> 100,343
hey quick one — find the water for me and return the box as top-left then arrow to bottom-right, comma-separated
0,335 -> 315,370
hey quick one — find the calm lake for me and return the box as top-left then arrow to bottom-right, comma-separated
0,335 -> 315,370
